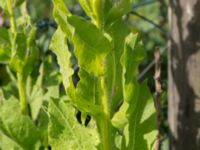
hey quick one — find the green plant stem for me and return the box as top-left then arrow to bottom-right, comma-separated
6,0 -> 17,60
97,77 -> 112,150
17,73 -> 27,114
6,0 -> 27,114
6,0 -> 17,33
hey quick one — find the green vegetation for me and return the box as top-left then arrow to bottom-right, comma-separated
0,0 -> 158,149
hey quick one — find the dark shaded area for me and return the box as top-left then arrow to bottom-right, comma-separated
76,110 -> 91,126
169,0 -> 200,149
76,110 -> 82,124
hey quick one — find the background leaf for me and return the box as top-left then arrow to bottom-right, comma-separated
0,28 -> 11,64
0,0 -> 6,10
0,98 -> 40,150
105,0 -> 131,25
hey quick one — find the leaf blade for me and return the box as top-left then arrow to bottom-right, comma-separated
50,27 -> 74,91
48,98 -> 99,150
67,15 -> 111,76
0,99 -> 40,150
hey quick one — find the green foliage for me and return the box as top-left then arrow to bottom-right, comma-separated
0,0 -> 59,149
0,0 -> 6,10
0,0 -> 158,149
49,0 -> 158,149
67,15 -> 111,76
48,97 -> 99,150
50,27 -> 73,91
0,28 -> 11,64
9,31 -> 38,78
0,98 -> 40,150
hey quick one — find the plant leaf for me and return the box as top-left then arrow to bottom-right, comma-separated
9,32 -> 27,73
104,19 -> 130,115
52,0 -> 72,38
0,27 -> 11,64
76,69 -> 99,104
75,69 -> 103,116
111,33 -> 157,149
105,0 -> 131,25
50,27 -> 74,91
0,98 -> 40,150
120,33 -> 157,149
79,0 -> 104,27
48,98 -> 100,150
79,0 -> 93,19
50,27 -> 102,116
67,15 -> 111,76
121,82 -> 157,150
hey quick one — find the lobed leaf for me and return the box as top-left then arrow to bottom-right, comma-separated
120,33 -> 157,149
50,26 -> 102,117
121,82 -> 157,150
50,27 -> 74,91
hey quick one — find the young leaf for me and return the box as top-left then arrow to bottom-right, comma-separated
48,98 -> 100,150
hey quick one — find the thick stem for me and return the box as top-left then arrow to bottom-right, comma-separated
97,115 -> 111,150
97,77 -> 112,150
17,73 -> 27,114
93,7 -> 112,149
